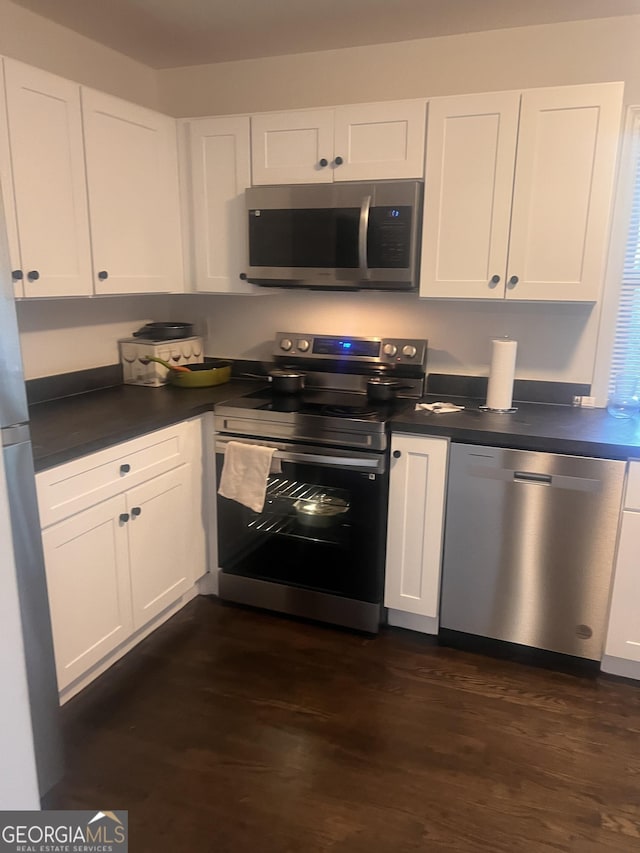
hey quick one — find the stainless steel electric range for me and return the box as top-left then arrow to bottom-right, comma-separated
214,332 -> 428,632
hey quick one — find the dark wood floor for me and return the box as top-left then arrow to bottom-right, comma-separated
45,597 -> 640,852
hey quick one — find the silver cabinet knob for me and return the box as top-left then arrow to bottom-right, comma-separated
402,345 -> 417,358
280,338 -> 293,351
297,339 -> 310,352
383,344 -> 397,357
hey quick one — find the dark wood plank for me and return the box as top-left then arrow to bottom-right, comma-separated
44,598 -> 640,852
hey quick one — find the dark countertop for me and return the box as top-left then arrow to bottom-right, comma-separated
29,379 -> 265,472
391,398 -> 640,460
29,378 -> 640,473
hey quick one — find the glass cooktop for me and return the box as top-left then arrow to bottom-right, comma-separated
244,388 -> 411,421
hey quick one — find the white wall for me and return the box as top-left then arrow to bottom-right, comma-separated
158,15 -> 640,116
0,0 -> 159,109
16,295 -> 171,379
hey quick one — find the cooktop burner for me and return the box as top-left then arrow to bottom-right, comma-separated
322,404 -> 379,418
247,388 -> 404,421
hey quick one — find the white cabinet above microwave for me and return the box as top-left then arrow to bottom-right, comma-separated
250,100 -> 426,185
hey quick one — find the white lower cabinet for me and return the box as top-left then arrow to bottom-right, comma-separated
127,465 -> 191,630
37,420 -> 206,698
384,434 -> 449,634
41,495 -> 133,691
603,461 -> 640,678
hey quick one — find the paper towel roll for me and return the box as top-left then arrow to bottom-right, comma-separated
486,338 -> 517,410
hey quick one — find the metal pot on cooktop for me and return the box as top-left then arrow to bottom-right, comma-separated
268,369 -> 306,394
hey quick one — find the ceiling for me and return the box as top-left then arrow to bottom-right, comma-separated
10,0 -> 640,69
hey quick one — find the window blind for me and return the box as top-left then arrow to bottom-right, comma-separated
609,111 -> 640,390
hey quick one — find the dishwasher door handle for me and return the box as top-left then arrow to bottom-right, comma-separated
513,471 -> 552,484
468,463 -> 602,493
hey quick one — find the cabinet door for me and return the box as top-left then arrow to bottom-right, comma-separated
605,510 -> 640,662
82,89 -> 183,294
333,100 -> 426,181
420,91 -> 520,298
127,465 -> 191,630
0,60 -> 23,297
4,60 -> 92,298
184,116 -> 254,293
42,495 -> 132,691
251,109 -> 334,185
384,434 -> 448,619
507,82 -> 623,302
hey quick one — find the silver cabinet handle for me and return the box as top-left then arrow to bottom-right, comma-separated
358,194 -> 372,280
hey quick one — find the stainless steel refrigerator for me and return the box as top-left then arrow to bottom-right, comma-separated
0,187 -> 63,795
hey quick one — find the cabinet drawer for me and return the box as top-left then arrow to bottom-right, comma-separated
625,461 -> 640,510
36,423 -> 188,527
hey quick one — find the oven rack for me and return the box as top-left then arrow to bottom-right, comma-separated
265,477 -> 349,505
246,477 -> 350,545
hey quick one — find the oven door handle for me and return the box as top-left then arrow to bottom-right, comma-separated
215,439 -> 385,474
276,449 -> 382,473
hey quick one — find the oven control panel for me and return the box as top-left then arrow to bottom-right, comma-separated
273,333 -> 427,367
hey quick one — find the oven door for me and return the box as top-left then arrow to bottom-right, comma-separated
215,437 -> 388,627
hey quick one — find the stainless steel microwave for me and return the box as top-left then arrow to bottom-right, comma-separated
245,180 -> 423,291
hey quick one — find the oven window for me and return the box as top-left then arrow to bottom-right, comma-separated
216,455 -> 387,603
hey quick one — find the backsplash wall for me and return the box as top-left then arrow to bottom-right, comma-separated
171,292 -> 599,384
16,295 -> 171,379
15,290 -> 600,385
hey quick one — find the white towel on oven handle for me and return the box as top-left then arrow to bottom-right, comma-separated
217,441 -> 276,513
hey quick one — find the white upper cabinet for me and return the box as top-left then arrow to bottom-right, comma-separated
82,89 -> 183,294
420,91 -> 520,300
332,100 -> 427,182
508,84 -> 623,302
251,100 -> 426,185
182,115 -> 255,293
251,109 -> 334,185
420,82 -> 623,302
0,60 -> 23,298
2,59 -> 93,298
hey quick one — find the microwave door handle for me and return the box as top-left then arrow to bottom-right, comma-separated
358,194 -> 372,280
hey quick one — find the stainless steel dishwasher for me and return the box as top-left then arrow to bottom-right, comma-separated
440,443 -> 626,660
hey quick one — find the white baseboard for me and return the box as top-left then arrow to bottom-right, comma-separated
601,654 -> 640,682
387,609 -> 438,635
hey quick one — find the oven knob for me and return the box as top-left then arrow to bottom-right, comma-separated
280,338 -> 293,351
383,344 -> 397,357
402,345 -> 417,359
297,339 -> 310,352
